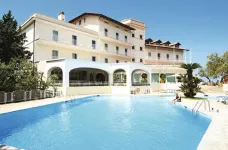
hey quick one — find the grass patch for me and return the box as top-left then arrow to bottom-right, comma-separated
183,97 -> 208,100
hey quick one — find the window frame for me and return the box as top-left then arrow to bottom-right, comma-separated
116,32 -> 119,40
52,50 -> 58,59
92,40 -> 96,49
157,53 -> 161,60
105,58 -> 108,63
72,53 -> 77,59
53,30 -> 58,41
72,35 -> 77,45
92,56 -> 96,62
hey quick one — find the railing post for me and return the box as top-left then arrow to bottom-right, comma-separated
11,92 -> 14,102
24,91 -> 26,101
4,93 -> 7,104
29,91 -> 32,100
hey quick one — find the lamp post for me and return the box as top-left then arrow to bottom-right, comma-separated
184,49 -> 191,64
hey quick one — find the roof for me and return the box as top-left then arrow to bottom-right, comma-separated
151,40 -> 162,44
69,13 -> 135,30
170,42 -> 181,46
145,38 -> 153,44
161,41 -> 171,44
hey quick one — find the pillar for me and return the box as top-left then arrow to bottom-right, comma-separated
63,68 -> 69,87
126,71 -> 132,87
109,73 -> 113,85
148,72 -> 152,85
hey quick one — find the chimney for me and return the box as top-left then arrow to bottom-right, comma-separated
58,12 -> 65,21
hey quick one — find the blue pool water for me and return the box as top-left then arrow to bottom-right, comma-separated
0,95 -> 211,150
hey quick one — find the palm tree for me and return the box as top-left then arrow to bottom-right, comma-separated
179,63 -> 202,98
180,63 -> 201,80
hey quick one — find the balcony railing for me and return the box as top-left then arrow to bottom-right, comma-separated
146,57 -> 185,63
132,82 -> 150,86
101,31 -> 131,44
70,81 -> 109,86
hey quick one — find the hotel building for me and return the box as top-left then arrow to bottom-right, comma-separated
21,12 -> 190,95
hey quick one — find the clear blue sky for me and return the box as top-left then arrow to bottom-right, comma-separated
0,0 -> 227,66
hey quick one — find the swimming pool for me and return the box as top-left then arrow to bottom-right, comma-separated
0,95 -> 211,150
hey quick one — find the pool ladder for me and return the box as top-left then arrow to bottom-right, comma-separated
192,100 -> 211,113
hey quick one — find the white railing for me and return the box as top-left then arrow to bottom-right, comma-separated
70,81 -> 109,87
38,38 -> 97,50
100,31 -> 132,45
0,90 -> 62,104
113,82 -> 127,86
101,49 -> 130,57
132,82 -> 150,86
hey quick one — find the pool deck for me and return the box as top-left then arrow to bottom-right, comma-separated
179,98 -> 228,150
0,94 -> 228,150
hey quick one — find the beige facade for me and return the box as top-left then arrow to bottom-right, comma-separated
21,12 -> 188,65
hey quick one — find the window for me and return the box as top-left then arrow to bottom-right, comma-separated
116,60 -> 119,63
105,43 -> 108,51
116,33 -> 119,40
92,56 -> 96,62
140,47 -> 143,51
148,52 -> 151,57
165,44 -> 169,47
52,50 -> 58,59
132,58 -> 135,62
156,43 -> 160,46
92,40 -> 96,49
104,29 -> 108,36
116,46 -> 119,54
72,53 -> 77,59
79,20 -> 81,25
140,58 -> 143,63
72,35 -> 77,45
125,36 -> 127,42
132,46 -> 135,50
132,33 -> 135,38
167,73 -> 176,83
84,18 -> 86,23
125,49 -> 127,56
105,58 -> 108,63
176,55 -> 179,60
152,73 -> 159,83
157,53 -> 161,59
53,30 -> 58,41
140,35 -> 143,39
167,54 -> 169,60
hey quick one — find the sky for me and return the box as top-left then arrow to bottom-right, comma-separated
0,0 -> 227,66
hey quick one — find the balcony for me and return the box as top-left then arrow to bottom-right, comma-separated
102,49 -> 131,58
145,57 -> 185,64
100,31 -> 132,47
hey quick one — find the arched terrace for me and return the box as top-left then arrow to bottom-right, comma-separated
131,69 -> 150,86
47,67 -> 63,86
69,68 -> 109,86
113,69 -> 127,86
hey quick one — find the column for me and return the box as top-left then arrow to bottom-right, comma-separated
109,73 -> 113,85
62,68 -> 69,87
126,71 -> 132,87
148,72 -> 152,85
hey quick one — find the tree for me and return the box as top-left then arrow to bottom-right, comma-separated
0,58 -> 57,92
198,68 -> 211,83
0,10 -> 32,64
179,63 -> 202,98
206,51 -> 228,79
